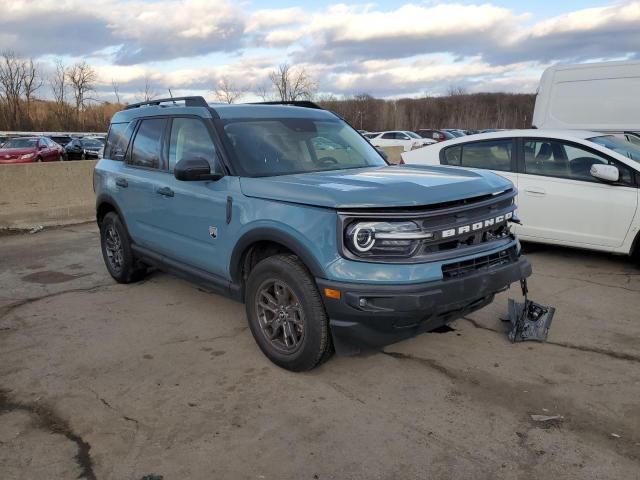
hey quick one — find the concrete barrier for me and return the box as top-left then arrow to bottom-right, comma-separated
0,160 -> 97,229
380,146 -> 405,164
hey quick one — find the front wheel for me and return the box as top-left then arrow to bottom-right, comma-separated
245,254 -> 333,371
100,212 -> 146,283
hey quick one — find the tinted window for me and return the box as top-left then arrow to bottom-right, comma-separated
524,139 -> 633,184
442,145 -> 462,165
105,122 -> 135,161
461,139 -> 513,171
168,118 -> 216,171
129,119 -> 165,169
382,132 -> 395,139
222,117 -> 386,177
3,138 -> 37,148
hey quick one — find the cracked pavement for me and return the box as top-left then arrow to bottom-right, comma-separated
1,223 -> 639,479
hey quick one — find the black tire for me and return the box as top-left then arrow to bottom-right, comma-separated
36,156 -> 42,163
99,212 -> 146,283
245,254 -> 333,371
58,154 -> 64,161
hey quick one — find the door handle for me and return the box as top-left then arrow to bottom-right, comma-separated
525,188 -> 546,196
156,186 -> 174,197
115,178 -> 128,188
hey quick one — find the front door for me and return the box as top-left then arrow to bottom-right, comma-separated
516,138 -> 638,248
149,116 -> 231,279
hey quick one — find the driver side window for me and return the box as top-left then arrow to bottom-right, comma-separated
168,118 -> 217,172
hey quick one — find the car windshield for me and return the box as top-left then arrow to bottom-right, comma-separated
221,117 -> 387,177
405,132 -> 422,139
3,138 -> 37,148
82,139 -> 103,149
589,135 -> 640,162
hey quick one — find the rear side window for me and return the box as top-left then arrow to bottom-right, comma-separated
442,145 -> 462,165
168,118 -> 216,171
460,139 -> 513,172
129,119 -> 166,169
105,122 -> 135,161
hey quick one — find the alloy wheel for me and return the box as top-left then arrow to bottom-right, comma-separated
255,279 -> 305,354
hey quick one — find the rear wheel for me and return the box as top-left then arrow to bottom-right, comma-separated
245,254 -> 333,371
100,212 -> 146,283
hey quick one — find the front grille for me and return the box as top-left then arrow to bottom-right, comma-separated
442,247 -> 517,280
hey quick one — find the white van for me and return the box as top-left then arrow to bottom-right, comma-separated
533,60 -> 640,144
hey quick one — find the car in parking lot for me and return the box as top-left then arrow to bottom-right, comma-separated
0,136 -> 64,163
415,129 -> 456,142
403,129 -> 640,259
64,137 -> 104,160
94,96 -> 530,371
368,130 -> 436,151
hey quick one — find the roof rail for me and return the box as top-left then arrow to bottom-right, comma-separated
124,96 -> 209,110
248,100 -> 324,110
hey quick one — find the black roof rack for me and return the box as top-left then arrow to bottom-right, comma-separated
124,96 -> 209,110
248,100 -> 323,110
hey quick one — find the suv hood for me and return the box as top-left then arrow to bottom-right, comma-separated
239,165 -> 513,209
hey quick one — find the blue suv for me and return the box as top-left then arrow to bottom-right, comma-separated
94,97 -> 531,371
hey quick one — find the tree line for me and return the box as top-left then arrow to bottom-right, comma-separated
0,53 -> 535,133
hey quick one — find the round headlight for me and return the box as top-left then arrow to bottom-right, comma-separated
352,225 -> 376,252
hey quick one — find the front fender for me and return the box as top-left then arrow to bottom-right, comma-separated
229,223 -> 328,283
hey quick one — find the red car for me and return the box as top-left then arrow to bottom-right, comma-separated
0,136 -> 65,164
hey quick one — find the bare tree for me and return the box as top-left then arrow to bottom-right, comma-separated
139,75 -> 157,102
214,76 -> 244,104
255,83 -> 271,101
268,63 -> 316,102
0,51 -> 26,128
21,58 -> 41,126
111,79 -> 121,104
67,61 -> 97,128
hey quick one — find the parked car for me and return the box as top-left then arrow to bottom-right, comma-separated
442,129 -> 466,137
94,96 -> 530,371
369,131 -> 436,151
49,135 -> 73,147
65,137 -> 104,160
402,129 -> 640,259
415,129 -> 456,142
0,136 -> 64,163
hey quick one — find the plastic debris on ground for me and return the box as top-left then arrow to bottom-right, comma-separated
505,279 -> 555,342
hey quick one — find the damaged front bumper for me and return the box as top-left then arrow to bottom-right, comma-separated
317,256 -> 532,355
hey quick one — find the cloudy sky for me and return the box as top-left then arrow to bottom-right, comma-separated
1,0 -> 638,102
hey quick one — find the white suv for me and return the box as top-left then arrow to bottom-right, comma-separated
402,129 -> 640,259
369,131 -> 436,151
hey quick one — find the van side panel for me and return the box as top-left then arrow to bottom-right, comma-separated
533,60 -> 640,132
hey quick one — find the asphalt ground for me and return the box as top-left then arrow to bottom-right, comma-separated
1,223 -> 639,479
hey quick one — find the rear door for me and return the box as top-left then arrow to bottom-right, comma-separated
516,138 -> 638,247
119,117 -> 170,252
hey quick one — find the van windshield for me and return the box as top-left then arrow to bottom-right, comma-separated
221,117 -> 387,177
589,135 -> 640,162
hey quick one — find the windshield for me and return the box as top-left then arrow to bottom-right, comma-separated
589,135 -> 640,162
405,132 -> 421,139
82,139 -> 103,149
221,117 -> 387,177
2,138 -> 37,149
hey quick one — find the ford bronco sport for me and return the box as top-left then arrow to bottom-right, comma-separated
94,97 -> 531,371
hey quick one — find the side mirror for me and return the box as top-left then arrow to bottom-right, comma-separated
174,157 -> 223,181
39,144 -> 46,150
590,164 -> 619,182
376,148 -> 389,161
